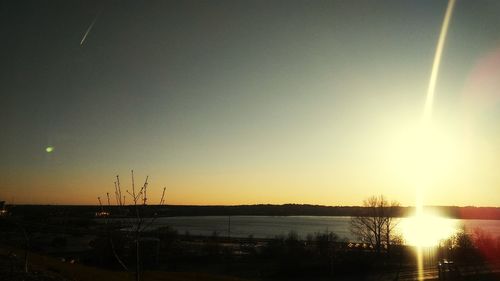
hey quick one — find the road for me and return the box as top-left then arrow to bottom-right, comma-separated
370,262 -> 500,281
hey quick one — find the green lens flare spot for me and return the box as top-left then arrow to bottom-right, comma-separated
46,146 -> 54,153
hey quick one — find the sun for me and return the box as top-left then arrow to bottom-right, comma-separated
400,210 -> 458,247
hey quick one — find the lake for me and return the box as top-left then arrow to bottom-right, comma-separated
134,216 -> 500,242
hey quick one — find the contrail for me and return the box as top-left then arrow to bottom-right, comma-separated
80,10 -> 101,46
422,0 -> 456,123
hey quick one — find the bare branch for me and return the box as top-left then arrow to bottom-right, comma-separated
116,175 -> 122,206
126,190 -> 135,201
350,195 -> 400,255
142,176 -> 149,205
114,181 -> 120,205
131,170 -> 136,201
106,192 -> 111,206
160,187 -> 166,205
97,197 -> 103,212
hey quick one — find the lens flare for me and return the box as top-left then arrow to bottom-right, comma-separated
400,210 -> 458,247
417,0 -> 456,280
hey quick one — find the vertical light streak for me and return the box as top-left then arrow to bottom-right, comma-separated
417,246 -> 424,281
415,191 -> 425,281
417,1 -> 456,280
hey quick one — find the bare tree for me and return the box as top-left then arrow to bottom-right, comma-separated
98,170 -> 166,281
98,190 -> 129,271
384,200 -> 400,255
350,195 -> 400,255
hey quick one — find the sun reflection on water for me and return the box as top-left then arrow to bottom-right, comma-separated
400,211 -> 458,247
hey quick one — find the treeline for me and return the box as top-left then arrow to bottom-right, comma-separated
5,204 -> 500,220
160,204 -> 377,217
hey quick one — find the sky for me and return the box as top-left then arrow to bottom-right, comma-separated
1,0 -> 500,206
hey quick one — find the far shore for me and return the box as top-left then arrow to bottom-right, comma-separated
5,204 -> 500,220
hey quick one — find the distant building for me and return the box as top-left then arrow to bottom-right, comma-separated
0,201 -> 7,217
95,211 -> 110,217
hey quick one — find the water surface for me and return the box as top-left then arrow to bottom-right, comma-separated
132,216 -> 500,242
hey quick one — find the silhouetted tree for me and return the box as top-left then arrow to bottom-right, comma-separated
315,231 -> 338,275
350,195 -> 400,255
384,200 -> 401,255
98,170 -> 166,281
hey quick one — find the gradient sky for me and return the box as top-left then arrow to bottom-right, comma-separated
2,0 -> 500,206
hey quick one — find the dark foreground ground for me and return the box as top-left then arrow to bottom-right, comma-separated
1,205 -> 500,281
1,233 -> 500,281
1,244 -> 500,281
0,245 -> 249,281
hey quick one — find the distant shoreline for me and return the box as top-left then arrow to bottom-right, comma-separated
5,204 -> 500,220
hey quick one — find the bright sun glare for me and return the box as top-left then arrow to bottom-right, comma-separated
400,211 -> 458,247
